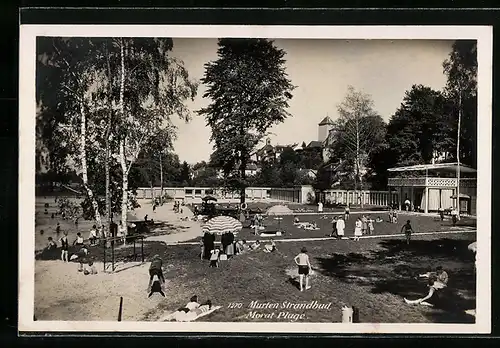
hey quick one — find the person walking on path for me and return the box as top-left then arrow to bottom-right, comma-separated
401,220 -> 414,245
294,247 -> 313,292
330,216 -> 338,238
318,201 -> 323,214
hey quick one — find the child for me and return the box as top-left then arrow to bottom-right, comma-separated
55,222 -> 61,235
392,211 -> 398,224
294,247 -> 313,291
294,216 -> 300,224
88,225 -> 98,245
73,232 -> 84,247
438,207 -> 445,222
376,216 -> 383,223
354,218 -> 363,241
401,220 -> 414,245
209,248 -> 220,268
84,261 -> 98,275
60,231 -> 69,262
147,254 -> 165,292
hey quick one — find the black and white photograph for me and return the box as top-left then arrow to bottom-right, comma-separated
19,25 -> 492,334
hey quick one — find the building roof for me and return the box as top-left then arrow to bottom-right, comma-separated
246,163 -> 258,171
307,140 -> 324,148
318,116 -> 334,126
255,144 -> 274,155
387,162 -> 477,174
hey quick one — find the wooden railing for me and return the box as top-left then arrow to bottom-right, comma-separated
388,177 -> 476,188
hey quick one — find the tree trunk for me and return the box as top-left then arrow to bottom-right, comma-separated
118,38 -> 128,240
79,100 -> 103,231
456,92 -> 462,219
159,154 -> 163,205
104,42 -> 113,237
240,160 -> 246,205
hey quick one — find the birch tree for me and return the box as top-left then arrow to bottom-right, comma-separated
36,37 -> 105,230
114,38 -> 198,236
330,86 -> 385,207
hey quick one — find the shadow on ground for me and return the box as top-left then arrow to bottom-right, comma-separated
315,238 -> 476,323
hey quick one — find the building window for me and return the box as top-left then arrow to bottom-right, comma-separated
185,189 -> 193,195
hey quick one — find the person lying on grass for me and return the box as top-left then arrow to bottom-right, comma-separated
250,240 -> 261,250
294,247 -> 313,291
404,266 -> 448,305
163,297 -> 214,321
263,239 -> 277,253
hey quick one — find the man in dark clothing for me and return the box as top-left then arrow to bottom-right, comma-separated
110,219 -> 118,247
147,254 -> 165,294
401,220 -> 414,245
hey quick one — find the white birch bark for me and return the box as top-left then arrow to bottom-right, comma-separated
118,39 -> 129,242
79,100 -> 104,231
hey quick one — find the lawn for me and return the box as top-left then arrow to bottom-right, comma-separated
36,229 -> 475,323
147,232 -> 476,324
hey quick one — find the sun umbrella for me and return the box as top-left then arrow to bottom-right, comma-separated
202,195 -> 218,202
202,215 -> 243,235
468,242 -> 477,253
266,205 -> 293,231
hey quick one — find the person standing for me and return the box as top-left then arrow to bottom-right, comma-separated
331,216 -> 338,238
88,225 -> 98,246
401,220 -> 414,245
336,216 -> 345,239
318,201 -> 323,214
438,207 -> 445,222
344,205 -> 350,221
294,247 -> 313,291
354,218 -> 363,241
451,207 -> 458,226
361,215 -> 368,235
368,216 -> 374,235
59,231 -> 69,262
404,197 -> 411,212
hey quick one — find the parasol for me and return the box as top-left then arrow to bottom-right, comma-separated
202,195 -> 218,202
202,215 -> 242,235
266,204 -> 293,231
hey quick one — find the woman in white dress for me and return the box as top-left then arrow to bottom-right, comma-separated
354,218 -> 363,241
336,217 -> 345,239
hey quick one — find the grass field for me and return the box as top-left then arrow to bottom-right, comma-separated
34,196 -> 477,323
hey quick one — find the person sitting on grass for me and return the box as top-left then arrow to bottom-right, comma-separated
163,297 -> 213,321
294,216 -> 300,224
263,239 -> 277,253
46,236 -> 57,250
147,254 -> 165,292
401,220 -> 414,245
209,248 -> 220,268
84,261 -> 98,275
376,216 -> 383,223
294,247 -> 313,291
250,240 -> 261,250
404,267 -> 449,306
73,232 -> 84,247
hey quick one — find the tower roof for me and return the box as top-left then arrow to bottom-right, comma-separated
318,116 -> 334,126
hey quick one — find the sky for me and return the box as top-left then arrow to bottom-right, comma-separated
169,39 -> 454,165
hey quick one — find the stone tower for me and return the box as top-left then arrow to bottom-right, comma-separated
318,115 -> 334,143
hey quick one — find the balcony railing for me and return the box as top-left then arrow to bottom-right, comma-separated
388,177 -> 476,188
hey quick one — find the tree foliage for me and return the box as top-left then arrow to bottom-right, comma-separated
198,38 -> 295,202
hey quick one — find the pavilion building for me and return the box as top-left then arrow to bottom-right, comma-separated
387,162 -> 477,215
